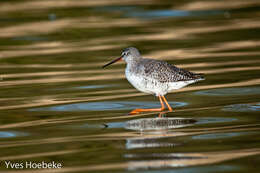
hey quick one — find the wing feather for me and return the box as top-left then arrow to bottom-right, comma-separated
140,59 -> 203,83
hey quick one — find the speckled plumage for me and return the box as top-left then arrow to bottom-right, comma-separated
122,47 -> 204,96
136,58 -> 203,83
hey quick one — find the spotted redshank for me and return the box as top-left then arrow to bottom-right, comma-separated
103,47 -> 204,114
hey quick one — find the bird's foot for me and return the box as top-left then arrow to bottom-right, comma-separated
129,108 -> 164,115
128,110 -> 139,115
129,108 -> 174,115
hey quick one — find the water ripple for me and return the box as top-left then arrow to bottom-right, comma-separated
0,131 -> 28,138
97,6 -> 223,19
29,101 -> 187,111
192,132 -> 246,140
197,117 -> 237,124
223,103 -> 260,112
194,87 -> 260,96
128,9 -> 223,19
75,85 -> 114,89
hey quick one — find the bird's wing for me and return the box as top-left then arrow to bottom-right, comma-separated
141,59 -> 203,83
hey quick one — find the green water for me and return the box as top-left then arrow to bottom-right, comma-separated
0,0 -> 260,172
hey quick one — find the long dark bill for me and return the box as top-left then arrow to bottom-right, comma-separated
102,57 -> 122,68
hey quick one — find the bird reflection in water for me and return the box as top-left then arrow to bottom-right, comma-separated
125,111 -> 196,148
124,112 -> 198,170
125,111 -> 196,131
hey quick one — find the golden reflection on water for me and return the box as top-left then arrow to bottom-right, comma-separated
0,0 -> 157,13
177,0 -> 260,10
126,148 -> 260,170
148,50 -> 260,60
0,19 -> 71,38
2,69 -> 122,79
87,18 -> 260,45
0,149 -> 83,161
0,43 -> 121,59
0,11 -> 259,61
199,40 -> 260,52
0,91 -> 143,111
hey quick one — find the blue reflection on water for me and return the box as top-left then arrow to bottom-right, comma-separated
128,10 -> 222,19
96,6 -> 223,19
76,85 -> 114,89
29,101 -> 187,111
195,87 -> 260,96
0,131 -> 28,138
192,132 -> 245,140
223,103 -> 260,112
68,123 -> 107,129
129,10 -> 190,18
197,117 -> 237,124
0,132 -> 16,138
105,122 -> 125,128
53,85 -> 113,91
48,13 -> 56,21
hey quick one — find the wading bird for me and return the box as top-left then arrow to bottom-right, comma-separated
103,47 -> 204,114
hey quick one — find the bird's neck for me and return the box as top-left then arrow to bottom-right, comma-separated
126,56 -> 142,64
125,57 -> 143,74
126,58 -> 140,68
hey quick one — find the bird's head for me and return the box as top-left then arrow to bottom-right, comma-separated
102,47 -> 141,68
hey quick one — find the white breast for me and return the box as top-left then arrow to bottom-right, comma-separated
125,69 -> 152,94
125,68 -> 169,96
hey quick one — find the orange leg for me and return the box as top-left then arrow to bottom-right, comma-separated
129,95 -> 165,115
161,95 -> 173,112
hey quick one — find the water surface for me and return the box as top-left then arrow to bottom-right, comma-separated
0,0 -> 260,172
